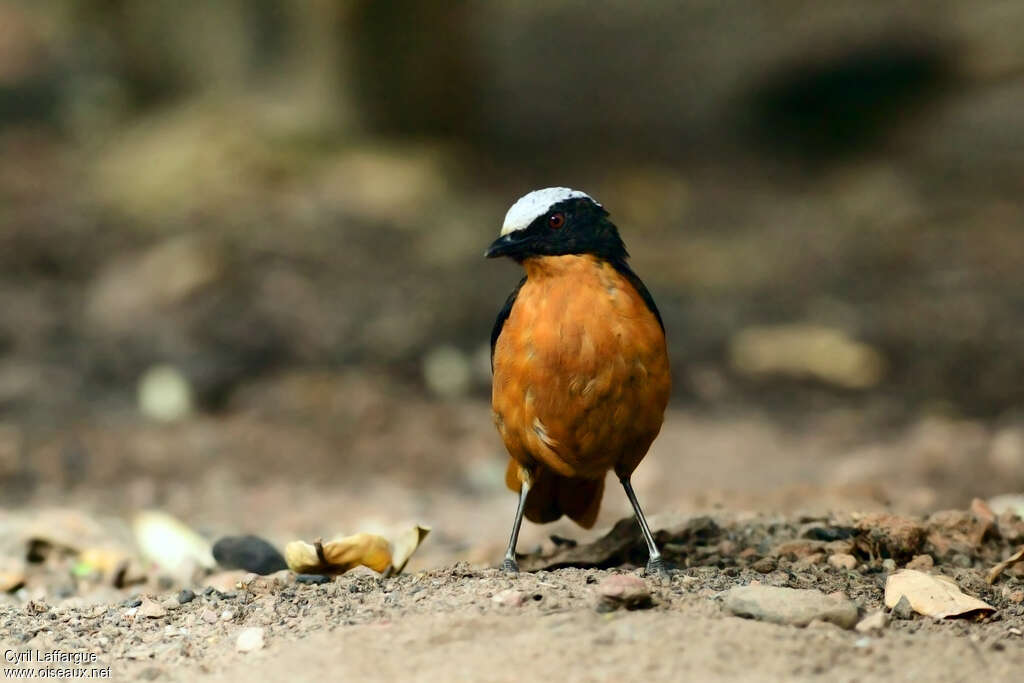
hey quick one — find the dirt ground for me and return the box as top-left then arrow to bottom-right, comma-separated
2,393 -> 1024,682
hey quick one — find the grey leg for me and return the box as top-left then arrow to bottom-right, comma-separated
501,480 -> 530,572
620,477 -> 666,575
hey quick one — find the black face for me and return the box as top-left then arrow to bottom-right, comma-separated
485,197 -> 629,263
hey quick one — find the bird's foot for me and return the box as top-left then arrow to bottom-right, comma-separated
645,556 -> 669,580
501,557 -> 520,573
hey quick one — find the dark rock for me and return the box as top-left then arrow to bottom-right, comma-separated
891,595 -> 914,620
296,573 -> 331,585
177,589 -> 195,604
804,526 -> 857,542
213,535 -> 287,575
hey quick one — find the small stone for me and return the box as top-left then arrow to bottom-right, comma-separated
794,553 -> 826,569
723,585 -> 859,629
138,364 -> 193,423
204,570 -> 248,593
200,608 -> 218,624
772,540 -> 826,560
236,627 -> 265,653
160,598 -> 178,611
220,609 -> 235,621
828,554 -> 858,570
137,598 -> 166,619
855,514 -> 926,560
751,558 -> 777,574
891,595 -> 914,620
1000,587 -> 1024,604
596,574 -> 653,611
855,610 -> 889,633
243,574 -> 283,595
295,574 -> 331,585
491,589 -> 526,607
177,589 -> 195,604
905,554 -> 934,571
881,559 -> 897,572
213,536 -> 288,575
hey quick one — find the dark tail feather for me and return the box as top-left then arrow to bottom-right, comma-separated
506,460 -> 605,529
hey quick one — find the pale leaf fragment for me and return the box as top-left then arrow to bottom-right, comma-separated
884,569 -> 994,619
390,525 -> 431,574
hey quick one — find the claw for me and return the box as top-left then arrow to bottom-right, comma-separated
645,556 -> 669,579
501,557 -> 520,573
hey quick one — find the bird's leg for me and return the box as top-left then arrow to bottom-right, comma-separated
619,476 -> 666,576
501,479 -> 530,573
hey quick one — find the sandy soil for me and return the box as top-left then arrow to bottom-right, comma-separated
2,396 -> 1024,682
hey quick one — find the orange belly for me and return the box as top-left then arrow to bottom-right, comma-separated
492,254 -> 670,484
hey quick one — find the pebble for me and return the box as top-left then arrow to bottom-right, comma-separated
296,574 -> 331,585
200,608 -> 218,624
855,610 -> 889,633
213,535 -> 288,575
137,598 -> 167,619
828,554 -> 858,570
236,627 -> 265,653
855,514 -> 925,559
491,589 -> 526,607
794,553 -> 826,569
891,595 -> 914,620
881,558 -> 897,572
596,574 -> 652,611
905,554 -> 934,571
751,558 -> 777,574
177,589 -> 196,604
723,585 -> 859,629
205,570 -> 249,593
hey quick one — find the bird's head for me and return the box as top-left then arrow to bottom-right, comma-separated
485,187 -> 628,263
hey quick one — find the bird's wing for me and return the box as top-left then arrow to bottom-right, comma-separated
609,259 -> 665,333
491,276 -> 527,371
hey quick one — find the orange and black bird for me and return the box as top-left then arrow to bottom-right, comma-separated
486,187 -> 671,574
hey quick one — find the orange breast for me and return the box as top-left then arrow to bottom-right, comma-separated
491,254 -> 671,481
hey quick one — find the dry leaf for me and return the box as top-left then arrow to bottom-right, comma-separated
884,569 -> 994,619
285,534 -> 391,575
390,525 -> 431,574
284,525 -> 430,576
986,546 -> 1024,584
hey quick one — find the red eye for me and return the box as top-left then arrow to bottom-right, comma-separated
548,212 -> 565,229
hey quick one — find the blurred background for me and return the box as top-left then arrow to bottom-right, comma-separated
1,0 -> 1023,567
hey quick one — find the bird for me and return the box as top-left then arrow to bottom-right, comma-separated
486,187 -> 671,575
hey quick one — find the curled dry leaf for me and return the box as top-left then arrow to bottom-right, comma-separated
884,569 -> 994,619
285,525 -> 430,576
986,546 -> 1024,585
390,525 -> 431,574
